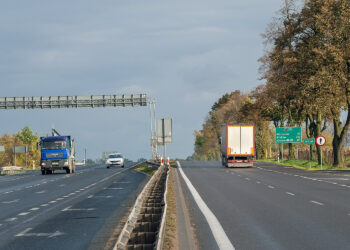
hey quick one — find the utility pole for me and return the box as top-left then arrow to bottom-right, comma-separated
85,148 -> 87,165
149,98 -> 157,160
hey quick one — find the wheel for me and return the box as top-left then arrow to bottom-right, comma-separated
66,168 -> 71,174
121,165 -> 124,168
107,166 -> 110,169
42,170 -> 46,175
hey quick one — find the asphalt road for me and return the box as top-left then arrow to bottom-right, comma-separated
177,161 -> 350,250
0,163 -> 149,250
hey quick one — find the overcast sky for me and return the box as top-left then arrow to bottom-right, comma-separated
0,0 -> 283,161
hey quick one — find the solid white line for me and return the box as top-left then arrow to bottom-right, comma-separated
177,161 -> 235,250
286,192 -> 295,196
310,200 -> 324,206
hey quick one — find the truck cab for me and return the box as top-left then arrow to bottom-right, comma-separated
39,136 -> 75,175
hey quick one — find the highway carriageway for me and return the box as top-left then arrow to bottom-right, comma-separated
175,161 -> 350,250
0,163 -> 149,250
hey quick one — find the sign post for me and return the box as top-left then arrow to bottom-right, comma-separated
316,136 -> 326,170
276,127 -> 302,161
157,118 -> 172,164
304,139 -> 315,168
12,146 -> 29,167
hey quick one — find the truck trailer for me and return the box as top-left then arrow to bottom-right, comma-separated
39,130 -> 76,175
221,124 -> 255,167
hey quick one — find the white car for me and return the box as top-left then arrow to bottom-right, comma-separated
106,153 -> 125,168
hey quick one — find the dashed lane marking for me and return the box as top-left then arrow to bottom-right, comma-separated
268,185 -> 275,189
286,192 -> 295,196
18,212 -> 30,216
310,200 -> 324,206
5,218 -> 17,222
29,207 -> 40,211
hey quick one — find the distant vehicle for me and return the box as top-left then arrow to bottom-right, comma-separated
39,129 -> 75,175
221,124 -> 255,167
106,153 -> 125,168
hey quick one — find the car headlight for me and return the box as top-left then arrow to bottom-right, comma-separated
41,162 -> 46,166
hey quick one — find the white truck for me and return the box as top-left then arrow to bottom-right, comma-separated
221,124 -> 255,167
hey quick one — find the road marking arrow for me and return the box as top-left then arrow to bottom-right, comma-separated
15,228 -> 65,238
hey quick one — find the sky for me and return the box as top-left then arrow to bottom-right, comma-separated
0,0 -> 284,161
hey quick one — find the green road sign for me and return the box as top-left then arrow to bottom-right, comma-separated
303,138 -> 315,145
276,127 -> 302,143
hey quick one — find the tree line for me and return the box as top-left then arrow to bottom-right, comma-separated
192,0 -> 350,167
0,127 -> 40,168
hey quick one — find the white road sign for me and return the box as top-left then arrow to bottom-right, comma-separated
316,136 -> 326,146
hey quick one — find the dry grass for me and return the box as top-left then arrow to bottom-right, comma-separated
163,167 -> 178,250
134,163 -> 158,176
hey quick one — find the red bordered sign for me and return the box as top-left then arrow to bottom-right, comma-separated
316,136 -> 326,146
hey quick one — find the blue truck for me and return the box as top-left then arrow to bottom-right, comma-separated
39,130 -> 76,175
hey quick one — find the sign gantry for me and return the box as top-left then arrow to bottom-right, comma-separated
0,94 -> 147,110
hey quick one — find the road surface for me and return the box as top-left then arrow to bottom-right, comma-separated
177,161 -> 350,250
0,163 -> 148,250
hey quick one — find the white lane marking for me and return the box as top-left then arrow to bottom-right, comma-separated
177,161 -> 235,250
104,187 -> 124,190
58,184 -> 66,187
310,200 -> 324,206
286,192 -> 295,196
113,181 -> 131,184
245,178 -> 250,181
56,198 -> 64,201
49,201 -> 57,204
256,181 -> 261,184
15,228 -> 65,238
88,195 -> 112,199
29,207 -> 40,211
36,190 -> 46,194
2,199 -> 20,204
6,217 -> 17,222
18,212 -> 30,216
268,185 -> 275,189
62,206 -> 96,212
41,204 -> 49,207
63,195 -> 69,198
340,184 -> 348,187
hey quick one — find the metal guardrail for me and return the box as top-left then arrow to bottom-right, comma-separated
0,94 -> 147,109
0,166 -> 24,174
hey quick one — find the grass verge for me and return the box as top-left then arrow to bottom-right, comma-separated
134,162 -> 158,176
163,167 -> 178,250
257,159 -> 350,170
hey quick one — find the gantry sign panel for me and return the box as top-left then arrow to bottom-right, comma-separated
0,94 -> 147,109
